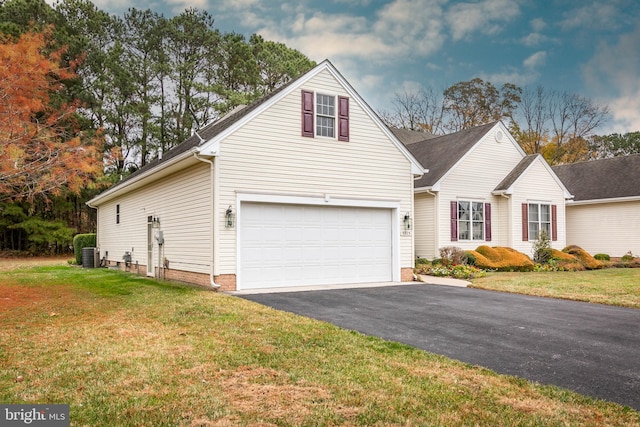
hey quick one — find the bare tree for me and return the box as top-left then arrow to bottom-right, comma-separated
547,90 -> 609,164
512,86 -> 549,154
379,87 -> 445,135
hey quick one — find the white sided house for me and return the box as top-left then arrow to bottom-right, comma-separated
87,60 -> 425,292
394,122 -> 572,260
552,155 -> 640,258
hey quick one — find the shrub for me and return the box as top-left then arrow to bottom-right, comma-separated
439,246 -> 466,265
550,249 -> 576,262
73,233 -> 97,265
562,245 -> 603,270
462,251 -> 476,266
472,246 -> 534,271
594,253 -> 610,261
621,251 -> 635,262
532,230 -> 552,264
415,257 -> 430,265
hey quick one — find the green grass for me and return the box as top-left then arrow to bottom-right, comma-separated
1,266 -> 639,426
470,268 -> 640,308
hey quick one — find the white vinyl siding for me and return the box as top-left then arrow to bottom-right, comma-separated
510,159 -> 566,256
217,68 -> 414,276
565,201 -> 640,258
415,192 -> 436,260
435,124 -> 522,252
96,163 -> 211,274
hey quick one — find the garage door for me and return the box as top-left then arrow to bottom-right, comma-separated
239,202 -> 393,289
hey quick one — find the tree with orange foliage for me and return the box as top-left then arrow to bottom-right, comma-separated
0,29 -> 102,202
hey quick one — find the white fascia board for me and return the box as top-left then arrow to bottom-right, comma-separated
87,148 -> 199,207
567,195 -> 640,206
415,184 -> 439,194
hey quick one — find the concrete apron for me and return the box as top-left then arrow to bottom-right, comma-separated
229,276 -> 469,295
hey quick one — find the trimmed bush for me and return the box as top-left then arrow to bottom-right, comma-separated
73,233 -> 96,265
562,245 -> 603,270
621,251 -> 635,262
550,249 -> 577,262
471,246 -> 534,271
594,253 -> 610,261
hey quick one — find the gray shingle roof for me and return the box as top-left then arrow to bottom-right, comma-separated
552,154 -> 640,201
389,127 -> 437,145
400,122 -> 498,188
494,154 -> 539,192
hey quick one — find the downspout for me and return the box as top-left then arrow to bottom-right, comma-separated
195,153 -> 221,289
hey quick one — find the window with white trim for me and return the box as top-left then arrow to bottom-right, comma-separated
316,93 -> 335,138
528,203 -> 551,240
458,200 -> 484,240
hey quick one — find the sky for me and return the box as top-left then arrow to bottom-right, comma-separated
82,0 -> 640,134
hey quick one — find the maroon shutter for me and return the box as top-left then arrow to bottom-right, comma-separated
450,201 -> 458,242
484,203 -> 492,241
522,203 -> 529,242
338,96 -> 349,142
551,204 -> 558,241
301,90 -> 314,137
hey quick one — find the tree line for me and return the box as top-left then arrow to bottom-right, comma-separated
379,79 -> 638,165
0,0 -> 314,254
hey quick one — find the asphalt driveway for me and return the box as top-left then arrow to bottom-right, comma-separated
239,284 -> 640,410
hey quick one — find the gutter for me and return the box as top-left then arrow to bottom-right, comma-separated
195,152 -> 221,289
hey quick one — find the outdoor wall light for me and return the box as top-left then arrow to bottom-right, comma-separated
403,212 -> 412,230
152,216 -> 160,228
225,205 -> 235,228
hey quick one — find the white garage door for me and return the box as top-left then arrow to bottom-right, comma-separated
239,202 -> 393,289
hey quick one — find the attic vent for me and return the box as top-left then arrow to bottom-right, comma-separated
495,130 -> 504,142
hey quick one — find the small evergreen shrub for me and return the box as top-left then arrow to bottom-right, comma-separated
415,257 -> 430,265
532,230 -> 552,264
562,245 -> 603,270
594,253 -> 610,261
471,246 -> 534,271
462,251 -> 476,266
621,251 -> 635,262
73,233 -> 97,265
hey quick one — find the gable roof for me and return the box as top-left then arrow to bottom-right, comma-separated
552,154 -> 640,202
493,154 -> 539,193
88,60 -> 425,206
401,121 -> 499,189
493,154 -> 572,198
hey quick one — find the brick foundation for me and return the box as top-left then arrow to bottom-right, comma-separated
401,267 -> 415,282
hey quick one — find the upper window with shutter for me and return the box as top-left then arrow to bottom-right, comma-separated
301,90 -> 349,141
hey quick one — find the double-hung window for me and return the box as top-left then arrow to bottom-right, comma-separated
451,200 -> 491,242
528,203 -> 551,240
522,202 -> 557,241
457,201 -> 485,241
316,94 -> 335,138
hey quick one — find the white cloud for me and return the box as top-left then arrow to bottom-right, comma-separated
445,0 -> 521,41
582,22 -> 640,133
523,51 -> 547,69
530,18 -> 546,32
257,0 -> 448,63
560,2 -> 621,31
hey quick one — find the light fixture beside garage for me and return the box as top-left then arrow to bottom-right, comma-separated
403,212 -> 412,230
225,205 -> 235,228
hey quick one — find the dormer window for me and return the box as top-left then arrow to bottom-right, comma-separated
301,90 -> 349,141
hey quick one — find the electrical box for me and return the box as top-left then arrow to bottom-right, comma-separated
155,230 -> 164,245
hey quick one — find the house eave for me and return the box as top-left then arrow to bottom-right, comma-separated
567,195 -> 640,206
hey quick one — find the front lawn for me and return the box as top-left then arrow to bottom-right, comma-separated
470,268 -> 640,308
1,266 -> 638,425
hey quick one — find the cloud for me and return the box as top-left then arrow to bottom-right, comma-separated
257,0 -> 448,63
523,51 -> 547,69
582,22 -> 640,133
445,0 -> 521,41
560,2 -> 623,31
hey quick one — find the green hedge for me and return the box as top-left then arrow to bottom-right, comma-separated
73,233 -> 96,265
